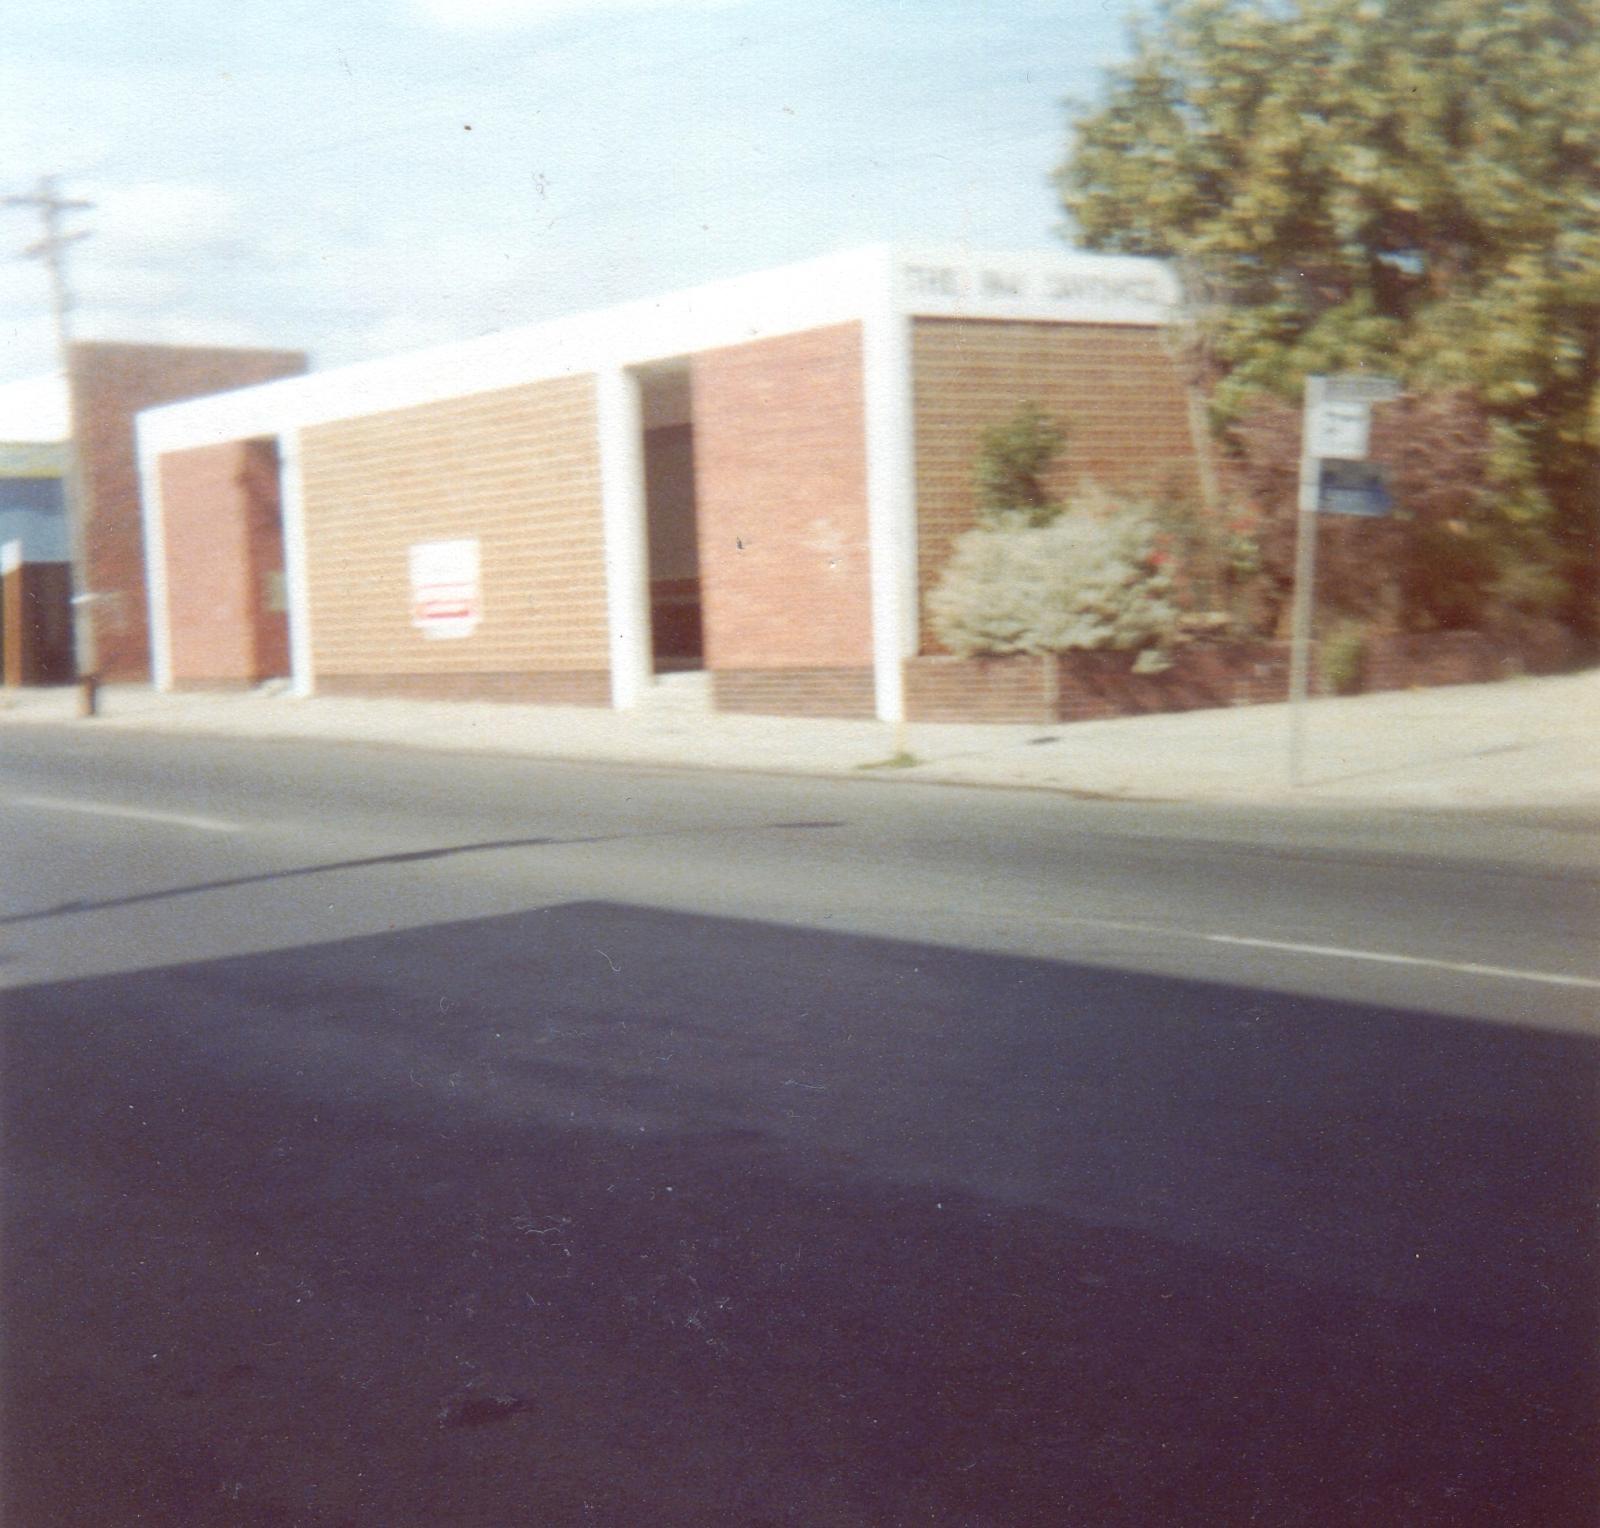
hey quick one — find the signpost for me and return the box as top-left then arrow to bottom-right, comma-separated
1287,374 -> 1401,785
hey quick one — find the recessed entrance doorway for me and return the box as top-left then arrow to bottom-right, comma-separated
636,361 -> 703,675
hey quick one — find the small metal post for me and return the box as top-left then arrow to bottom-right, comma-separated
1287,378 -> 1325,787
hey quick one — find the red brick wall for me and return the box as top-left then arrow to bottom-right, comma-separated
159,439 -> 288,686
691,324 -> 873,674
911,319 -> 1197,652
70,341 -> 308,681
712,667 -> 876,718
902,655 -> 1061,725
298,377 -> 608,701
160,444 -> 254,685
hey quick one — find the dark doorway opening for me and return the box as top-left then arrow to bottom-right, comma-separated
638,363 -> 702,674
241,437 -> 291,683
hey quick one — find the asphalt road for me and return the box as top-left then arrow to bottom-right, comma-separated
3,725 -> 1597,1526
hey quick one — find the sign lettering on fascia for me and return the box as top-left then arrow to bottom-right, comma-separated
898,258 -> 1173,322
903,264 -> 966,298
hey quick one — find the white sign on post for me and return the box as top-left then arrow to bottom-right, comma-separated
1287,372 -> 1400,786
409,538 -> 481,639
1304,375 -> 1401,463
1307,398 -> 1372,460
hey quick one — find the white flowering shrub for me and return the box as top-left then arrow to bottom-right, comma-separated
928,498 -> 1180,658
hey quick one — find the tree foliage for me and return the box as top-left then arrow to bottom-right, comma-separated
1057,0 -> 1600,633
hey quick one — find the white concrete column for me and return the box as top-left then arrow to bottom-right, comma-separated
862,263 -> 918,723
597,366 -> 652,710
277,428 -> 316,698
135,431 -> 174,691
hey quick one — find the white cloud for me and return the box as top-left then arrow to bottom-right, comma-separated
99,311 -> 280,351
0,372 -> 70,441
91,180 -> 244,252
409,0 -> 738,31
75,261 -> 188,312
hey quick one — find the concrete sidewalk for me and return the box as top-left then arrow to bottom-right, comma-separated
2,668 -> 1597,811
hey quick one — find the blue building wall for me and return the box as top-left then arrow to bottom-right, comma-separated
0,474 -> 70,563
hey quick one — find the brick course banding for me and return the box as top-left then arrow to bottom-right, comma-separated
712,668 -> 876,719
159,439 -> 288,687
692,324 -> 873,673
314,671 -> 611,706
299,376 -> 607,684
904,631 -> 1585,725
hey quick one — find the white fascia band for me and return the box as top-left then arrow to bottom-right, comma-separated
862,264 -> 918,723
277,429 -> 316,698
597,368 -> 652,710
136,432 -> 174,691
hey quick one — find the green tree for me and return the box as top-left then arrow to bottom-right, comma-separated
1057,0 -> 1600,634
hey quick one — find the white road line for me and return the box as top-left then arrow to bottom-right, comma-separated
8,794 -> 241,834
1201,933 -> 1600,991
1024,910 -> 1597,990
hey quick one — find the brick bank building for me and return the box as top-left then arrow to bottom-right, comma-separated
137,247 -> 1196,722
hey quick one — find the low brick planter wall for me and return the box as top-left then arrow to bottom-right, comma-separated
905,630 -> 1589,725
315,670 -> 612,706
898,653 -> 1061,724
712,667 -> 877,719
1361,630 -> 1581,690
904,647 -> 1288,724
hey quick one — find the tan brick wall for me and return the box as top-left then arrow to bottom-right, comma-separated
315,671 -> 610,706
911,319 -> 1198,652
691,324 -> 873,671
299,377 -> 607,691
70,341 -> 308,681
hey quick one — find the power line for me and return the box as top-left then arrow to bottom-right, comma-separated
3,174 -> 94,360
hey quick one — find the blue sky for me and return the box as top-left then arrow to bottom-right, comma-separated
1,1 -> 1135,381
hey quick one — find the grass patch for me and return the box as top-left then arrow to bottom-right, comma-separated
856,751 -> 921,771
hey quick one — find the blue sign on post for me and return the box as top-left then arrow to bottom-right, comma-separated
1317,459 -> 1391,517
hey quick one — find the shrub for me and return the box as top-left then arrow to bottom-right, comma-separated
928,494 -> 1181,658
974,402 -> 1067,527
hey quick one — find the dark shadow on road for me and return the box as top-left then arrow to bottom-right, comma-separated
3,902 -> 1596,1526
0,821 -> 846,927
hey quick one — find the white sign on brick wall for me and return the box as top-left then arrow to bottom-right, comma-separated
409,538 -> 480,639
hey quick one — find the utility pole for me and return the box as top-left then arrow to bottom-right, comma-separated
3,175 -> 98,713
